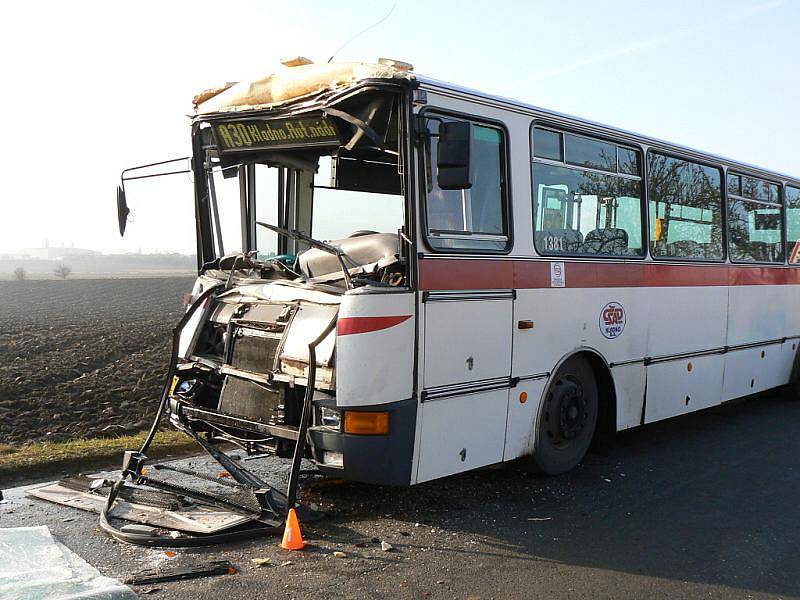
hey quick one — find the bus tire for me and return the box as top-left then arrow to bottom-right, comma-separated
531,356 -> 599,475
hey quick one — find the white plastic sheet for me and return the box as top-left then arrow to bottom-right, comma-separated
0,526 -> 136,600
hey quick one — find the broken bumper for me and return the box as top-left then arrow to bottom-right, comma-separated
309,397 -> 417,486
170,396 -> 418,486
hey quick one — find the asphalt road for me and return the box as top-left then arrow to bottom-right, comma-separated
2,391 -> 799,599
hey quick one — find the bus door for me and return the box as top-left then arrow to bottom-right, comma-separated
414,113 -> 514,482
417,291 -> 514,482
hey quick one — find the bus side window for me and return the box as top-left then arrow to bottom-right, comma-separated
647,153 -> 723,261
425,118 -> 509,251
785,186 -> 800,263
728,173 -> 784,263
531,127 -> 644,258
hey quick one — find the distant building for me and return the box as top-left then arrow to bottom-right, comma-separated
13,247 -> 101,260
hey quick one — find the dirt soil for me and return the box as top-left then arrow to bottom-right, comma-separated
0,277 -> 194,445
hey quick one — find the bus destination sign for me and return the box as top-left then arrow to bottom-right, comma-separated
212,116 -> 340,153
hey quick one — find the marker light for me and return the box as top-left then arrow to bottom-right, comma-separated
344,411 -> 390,435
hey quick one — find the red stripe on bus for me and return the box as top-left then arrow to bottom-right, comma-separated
337,315 -> 412,335
418,258 -> 800,290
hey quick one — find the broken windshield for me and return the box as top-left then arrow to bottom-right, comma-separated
311,156 -> 403,243
207,154 -> 403,265
200,89 -> 408,276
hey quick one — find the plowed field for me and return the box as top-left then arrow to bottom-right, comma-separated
0,277 -> 194,444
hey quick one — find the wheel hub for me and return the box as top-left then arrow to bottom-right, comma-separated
545,377 -> 588,445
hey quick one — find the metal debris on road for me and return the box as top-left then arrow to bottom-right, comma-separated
124,559 -> 236,585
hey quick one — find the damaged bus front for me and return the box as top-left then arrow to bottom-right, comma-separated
156,61 -> 418,486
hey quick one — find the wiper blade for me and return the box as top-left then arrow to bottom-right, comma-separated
255,221 -> 353,289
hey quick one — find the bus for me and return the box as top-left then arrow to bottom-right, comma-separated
118,57 -> 800,487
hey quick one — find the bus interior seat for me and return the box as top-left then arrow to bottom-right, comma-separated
666,239 -> 705,258
746,241 -> 782,262
534,229 -> 583,252
298,232 -> 399,279
583,228 -> 630,255
745,241 -> 765,262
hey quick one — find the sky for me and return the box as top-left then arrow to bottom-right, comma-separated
1,0 -> 798,254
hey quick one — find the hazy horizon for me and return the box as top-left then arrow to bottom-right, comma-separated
3,0 -> 798,254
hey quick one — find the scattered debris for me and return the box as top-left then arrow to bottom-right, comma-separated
526,517 -> 552,522
381,541 -> 393,552
27,477 -> 260,535
120,524 -> 159,536
251,557 -> 272,567
333,551 -> 346,558
139,588 -> 161,595
0,526 -> 136,599
602,477 -> 612,483
125,560 -> 237,585
164,551 -> 177,558
279,561 -> 293,567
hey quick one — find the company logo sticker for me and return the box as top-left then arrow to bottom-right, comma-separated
550,261 -> 565,288
599,301 -> 626,339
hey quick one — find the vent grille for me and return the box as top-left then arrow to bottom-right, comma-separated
230,328 -> 281,374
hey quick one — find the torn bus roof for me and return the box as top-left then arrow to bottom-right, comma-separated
193,59 -> 414,114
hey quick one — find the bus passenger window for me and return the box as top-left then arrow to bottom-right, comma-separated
531,127 -> 643,257
647,153 -> 723,261
533,128 -> 562,161
565,134 -> 616,171
728,173 -> 783,263
425,118 -> 508,251
787,186 -> 800,264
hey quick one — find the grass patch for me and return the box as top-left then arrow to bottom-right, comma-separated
0,430 -> 198,485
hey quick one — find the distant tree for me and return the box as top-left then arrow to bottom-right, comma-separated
13,267 -> 26,281
53,263 -> 72,279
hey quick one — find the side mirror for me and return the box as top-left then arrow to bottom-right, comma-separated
116,185 -> 130,236
436,121 -> 473,190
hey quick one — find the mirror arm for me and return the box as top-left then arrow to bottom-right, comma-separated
121,169 -> 191,182
115,156 -> 192,238
121,157 -> 191,181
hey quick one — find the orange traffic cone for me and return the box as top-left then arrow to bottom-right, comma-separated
280,508 -> 305,550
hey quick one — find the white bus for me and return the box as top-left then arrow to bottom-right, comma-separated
120,58 -> 800,487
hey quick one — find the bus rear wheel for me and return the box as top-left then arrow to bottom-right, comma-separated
532,356 -> 598,475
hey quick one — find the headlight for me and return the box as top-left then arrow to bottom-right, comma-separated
319,406 -> 342,429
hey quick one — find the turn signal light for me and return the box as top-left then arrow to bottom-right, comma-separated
344,411 -> 390,435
